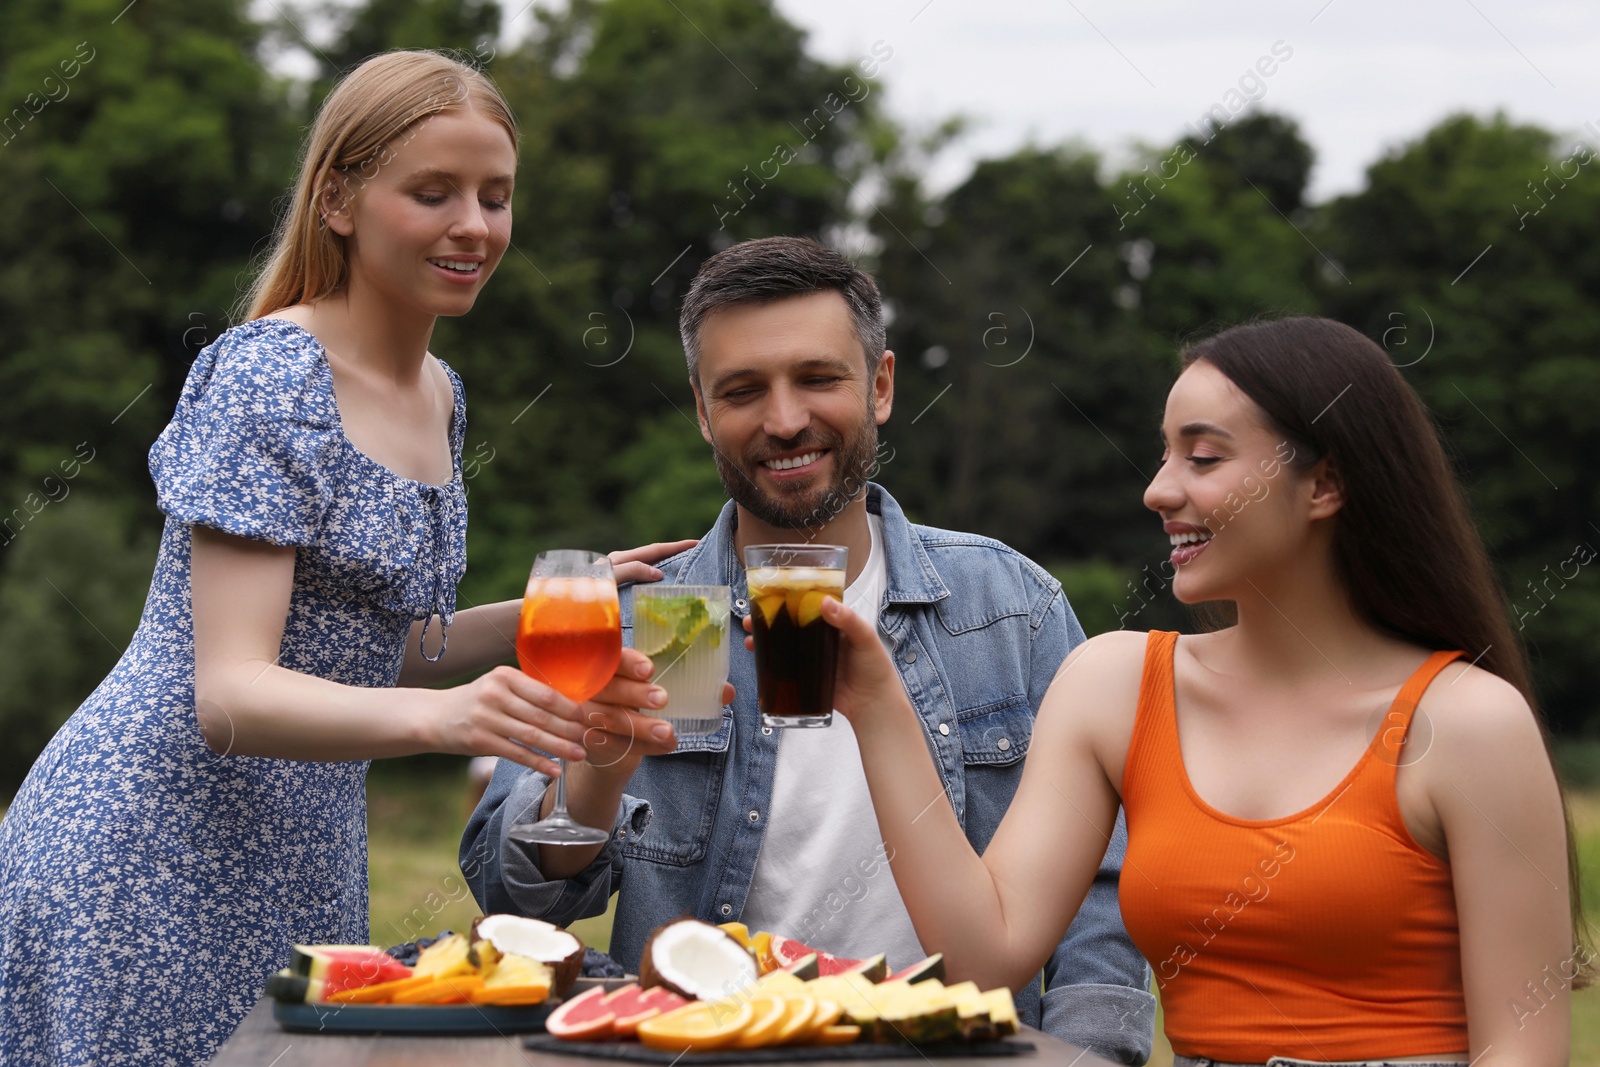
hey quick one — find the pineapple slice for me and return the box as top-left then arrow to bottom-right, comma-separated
413,933 -> 474,979
982,988 -> 1019,1037
944,981 -> 995,1041
471,952 -> 554,1006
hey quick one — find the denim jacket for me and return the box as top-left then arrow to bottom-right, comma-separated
462,484 -> 1155,1063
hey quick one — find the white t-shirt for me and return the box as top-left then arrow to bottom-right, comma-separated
740,515 -> 927,969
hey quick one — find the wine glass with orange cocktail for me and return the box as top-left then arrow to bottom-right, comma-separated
507,550 -> 621,845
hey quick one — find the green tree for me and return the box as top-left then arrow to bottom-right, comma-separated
1318,114 -> 1600,730
869,115 -> 1320,643
417,0 -> 892,600
0,0 -> 298,790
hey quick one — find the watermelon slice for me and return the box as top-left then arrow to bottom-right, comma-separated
888,954 -> 945,984
780,952 -> 819,980
289,946 -> 413,995
769,937 -> 887,982
265,969 -> 326,1003
545,985 -> 617,1041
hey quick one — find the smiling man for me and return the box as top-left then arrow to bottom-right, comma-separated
462,237 -> 1154,1062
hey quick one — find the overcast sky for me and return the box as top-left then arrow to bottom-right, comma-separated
276,1 -> 1600,205
754,0 -> 1599,203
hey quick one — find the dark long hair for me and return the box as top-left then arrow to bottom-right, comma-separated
1182,315 -> 1591,980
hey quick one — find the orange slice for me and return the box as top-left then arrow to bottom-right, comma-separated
800,998 -> 844,1039
731,993 -> 789,1049
770,996 -> 816,1044
810,1023 -> 862,1045
637,999 -> 755,1052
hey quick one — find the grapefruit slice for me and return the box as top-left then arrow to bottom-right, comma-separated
603,983 -> 688,1038
545,985 -> 617,1042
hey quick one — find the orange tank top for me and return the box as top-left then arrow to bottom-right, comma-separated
1118,631 -> 1469,1062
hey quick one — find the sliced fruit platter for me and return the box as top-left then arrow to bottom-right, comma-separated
538,919 -> 1021,1054
266,915 -> 595,1033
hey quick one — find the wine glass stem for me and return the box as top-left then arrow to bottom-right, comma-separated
552,757 -> 575,818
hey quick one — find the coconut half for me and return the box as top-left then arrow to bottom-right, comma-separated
639,919 -> 759,1000
471,915 -> 585,995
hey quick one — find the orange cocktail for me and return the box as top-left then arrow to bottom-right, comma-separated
508,552 -> 621,847
516,576 -> 621,703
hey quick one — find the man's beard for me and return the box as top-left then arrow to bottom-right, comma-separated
712,411 -> 880,533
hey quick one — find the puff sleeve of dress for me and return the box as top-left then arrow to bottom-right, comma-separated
148,319 -> 336,548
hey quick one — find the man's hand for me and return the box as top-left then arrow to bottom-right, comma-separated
567,648 -> 739,781
609,540 -> 698,585
533,647 -> 734,878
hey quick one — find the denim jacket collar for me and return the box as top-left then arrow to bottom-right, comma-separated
666,483 -> 950,607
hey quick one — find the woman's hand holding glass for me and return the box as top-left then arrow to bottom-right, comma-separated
738,594 -> 910,734
426,664 -> 591,779
572,649 -> 737,779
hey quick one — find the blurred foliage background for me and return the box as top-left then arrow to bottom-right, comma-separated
3,0 -> 1600,792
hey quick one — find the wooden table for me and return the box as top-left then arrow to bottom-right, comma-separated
210,999 -> 1119,1066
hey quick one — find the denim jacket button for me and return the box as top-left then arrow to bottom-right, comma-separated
748,809 -> 760,822
720,903 -> 733,916
937,722 -> 950,736
996,737 -> 1011,751
734,598 -> 748,612
761,726 -> 773,736
902,648 -> 917,664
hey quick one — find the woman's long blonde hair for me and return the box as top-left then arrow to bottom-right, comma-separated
241,50 -> 518,321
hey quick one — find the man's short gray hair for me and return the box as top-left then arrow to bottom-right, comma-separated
679,236 -> 886,386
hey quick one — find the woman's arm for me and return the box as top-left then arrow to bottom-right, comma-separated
1425,668 -> 1574,1066
395,540 -> 699,686
823,597 -> 1140,992
189,527 -> 659,774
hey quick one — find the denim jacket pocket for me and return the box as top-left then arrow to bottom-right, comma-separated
956,697 -> 1033,766
621,712 -> 732,866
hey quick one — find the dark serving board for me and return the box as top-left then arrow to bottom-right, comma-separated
521,1035 -> 1036,1062
274,999 -> 555,1035
269,976 -> 634,1036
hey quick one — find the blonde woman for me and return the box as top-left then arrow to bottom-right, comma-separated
0,51 -> 685,1066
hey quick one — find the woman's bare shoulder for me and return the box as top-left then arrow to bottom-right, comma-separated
1058,628 -> 1152,677
1038,630 -> 1152,775
1422,660 -> 1543,761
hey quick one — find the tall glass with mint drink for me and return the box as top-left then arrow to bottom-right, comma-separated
632,584 -> 731,736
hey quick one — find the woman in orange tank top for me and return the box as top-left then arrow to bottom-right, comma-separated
813,317 -> 1585,1065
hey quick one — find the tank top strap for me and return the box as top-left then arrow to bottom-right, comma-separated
1371,649 -> 1466,770
1121,630 -> 1182,800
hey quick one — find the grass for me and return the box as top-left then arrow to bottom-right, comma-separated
368,759 -> 1600,1063
365,761 -> 616,952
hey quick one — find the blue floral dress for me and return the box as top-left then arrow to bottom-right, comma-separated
0,319 -> 468,1066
